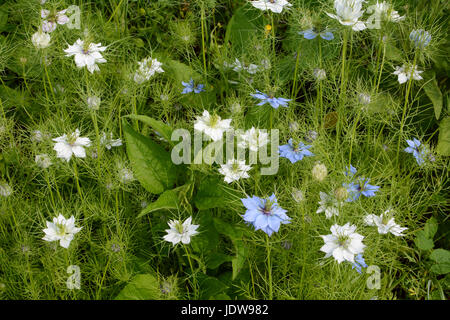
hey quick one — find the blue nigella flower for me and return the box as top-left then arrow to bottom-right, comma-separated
181,78 -> 205,94
345,164 -> 357,177
409,29 -> 431,49
251,90 -> 291,109
279,138 -> 314,164
241,194 -> 291,236
404,138 -> 429,166
343,177 -> 380,202
351,254 -> 368,274
299,28 -> 334,40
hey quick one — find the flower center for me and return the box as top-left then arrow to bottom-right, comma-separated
174,221 -> 184,234
208,114 -> 220,128
231,162 -> 240,172
260,199 -> 274,216
82,41 -> 91,55
56,223 -> 67,236
337,235 -> 349,248
67,133 -> 77,146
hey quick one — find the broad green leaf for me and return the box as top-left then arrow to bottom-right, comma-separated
224,4 -> 264,53
115,274 -> 162,300
231,241 -> 248,281
206,252 -> 233,269
213,218 -> 243,240
414,230 -> 434,251
137,185 -> 190,218
436,117 -> 450,156
424,217 -> 438,239
213,218 -> 247,280
122,120 -> 177,194
384,42 -> 403,62
0,6 -> 8,32
125,115 -> 173,144
423,77 -> 443,120
194,176 -> 240,210
430,249 -> 450,264
431,263 -> 450,275
198,274 -> 229,299
191,211 -> 219,253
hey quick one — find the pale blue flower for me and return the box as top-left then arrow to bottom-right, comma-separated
299,28 -> 334,40
181,78 -> 205,94
279,138 -> 314,164
251,90 -> 291,109
404,138 -> 429,166
409,29 -> 431,49
241,194 -> 290,236
343,177 -> 380,202
351,254 -> 368,274
345,164 -> 357,177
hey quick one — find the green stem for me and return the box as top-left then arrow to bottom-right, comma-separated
397,52 -> 418,164
375,40 -> 386,94
201,5 -> 207,76
265,234 -> 273,300
291,45 -> 301,100
183,244 -> 197,299
96,255 -> 111,300
72,161 -> 83,200
336,30 -> 349,149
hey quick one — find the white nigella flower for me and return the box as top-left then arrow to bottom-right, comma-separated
250,0 -> 292,13
238,127 -> 269,152
320,223 -> 365,263
41,9 -> 69,33
31,30 -> 51,49
194,110 -> 232,141
119,168 -> 134,184
35,154 -> 52,169
327,0 -> 367,31
134,57 -> 164,84
225,58 -> 259,74
218,159 -> 252,184
374,1 -> 404,22
100,132 -> 122,150
0,182 -> 12,197
316,191 -> 339,219
364,209 -> 407,236
31,130 -> 46,142
313,68 -> 327,81
358,93 -> 371,105
42,214 -> 82,249
52,129 -> 91,162
64,39 -> 107,73
393,64 -> 423,84
87,96 -> 101,110
163,216 -> 199,245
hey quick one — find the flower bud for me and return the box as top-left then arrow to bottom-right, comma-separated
313,68 -> 326,81
334,187 -> 349,201
312,162 -> 328,181
292,188 -> 305,202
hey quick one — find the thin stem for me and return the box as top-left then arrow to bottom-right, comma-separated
72,161 -> 83,200
265,234 -> 273,300
397,52 -> 418,164
376,40 -> 386,94
201,5 -> 207,76
96,254 -> 112,300
291,45 -> 301,100
183,244 -> 197,299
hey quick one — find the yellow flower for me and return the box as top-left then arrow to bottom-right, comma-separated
265,24 -> 272,37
